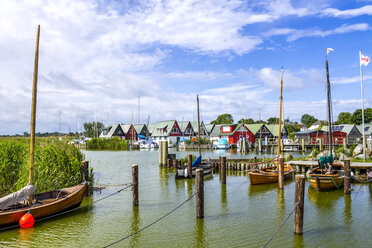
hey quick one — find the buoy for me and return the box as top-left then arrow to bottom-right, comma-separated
192,137 -> 196,142
19,212 -> 34,228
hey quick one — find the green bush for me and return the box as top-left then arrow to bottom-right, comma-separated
183,137 -> 210,145
0,140 -> 90,197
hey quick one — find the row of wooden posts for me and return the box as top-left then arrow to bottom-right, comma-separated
127,157 -> 352,236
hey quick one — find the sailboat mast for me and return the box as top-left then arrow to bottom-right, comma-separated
276,68 -> 284,157
197,95 -> 201,156
359,50 -> 366,161
326,54 -> 333,153
29,25 -> 40,186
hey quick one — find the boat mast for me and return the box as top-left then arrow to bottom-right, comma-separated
276,67 -> 284,157
326,51 -> 333,154
359,50 -> 366,161
197,95 -> 201,156
29,25 -> 40,190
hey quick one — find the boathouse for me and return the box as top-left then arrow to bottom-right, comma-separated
121,124 -> 138,141
178,121 -> 195,137
321,124 -> 361,145
294,130 -> 328,145
189,121 -> 208,137
149,120 -> 181,145
99,124 -> 125,138
219,123 -> 255,145
357,124 -> 372,139
208,124 -> 222,143
205,124 -> 215,137
134,124 -> 149,138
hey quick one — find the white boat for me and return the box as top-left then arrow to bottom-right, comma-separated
215,139 -> 230,149
175,163 -> 212,179
136,138 -> 158,149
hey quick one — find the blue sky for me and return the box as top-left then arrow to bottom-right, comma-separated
0,0 -> 371,134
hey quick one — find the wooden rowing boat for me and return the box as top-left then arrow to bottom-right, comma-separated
248,164 -> 293,185
0,184 -> 87,227
306,162 -> 344,191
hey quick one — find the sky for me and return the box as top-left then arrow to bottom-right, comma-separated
0,0 -> 371,135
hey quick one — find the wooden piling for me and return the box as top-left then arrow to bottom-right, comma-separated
81,160 -> 89,181
221,156 -> 226,184
196,169 -> 204,218
188,154 -> 193,179
219,156 -> 222,174
254,156 -> 257,164
294,175 -> 305,234
161,141 -> 168,166
173,159 -> 177,168
344,159 -> 351,194
159,142 -> 163,166
132,164 -> 138,206
167,159 -> 170,168
301,139 -> 305,151
278,156 -> 284,189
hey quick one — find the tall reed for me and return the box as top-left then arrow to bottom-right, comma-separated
0,140 -> 89,197
87,138 -> 130,150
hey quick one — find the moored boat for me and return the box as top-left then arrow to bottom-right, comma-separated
249,164 -> 293,185
306,161 -> 344,191
175,163 -> 212,179
0,184 -> 87,227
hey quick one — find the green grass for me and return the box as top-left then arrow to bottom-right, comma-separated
0,140 -> 91,197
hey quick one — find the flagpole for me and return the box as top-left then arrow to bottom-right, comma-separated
359,50 -> 366,161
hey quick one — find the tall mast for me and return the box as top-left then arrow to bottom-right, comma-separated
197,95 -> 201,156
359,50 -> 366,161
326,51 -> 333,154
276,67 -> 284,157
29,25 -> 40,188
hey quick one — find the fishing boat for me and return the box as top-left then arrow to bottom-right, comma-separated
175,95 -> 212,179
248,67 -> 293,185
0,26 -> 87,227
306,48 -> 344,191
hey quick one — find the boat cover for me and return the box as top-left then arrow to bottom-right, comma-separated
192,155 -> 202,167
0,184 -> 35,210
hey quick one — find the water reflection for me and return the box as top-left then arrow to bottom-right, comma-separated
193,218 -> 208,247
307,187 -> 343,211
129,206 -> 141,247
343,195 -> 352,226
17,227 -> 34,247
277,189 -> 285,219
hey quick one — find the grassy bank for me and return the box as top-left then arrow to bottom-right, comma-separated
86,138 -> 130,150
0,140 -> 91,197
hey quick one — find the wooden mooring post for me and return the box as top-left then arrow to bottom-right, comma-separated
278,156 -> 284,189
81,160 -> 89,181
132,164 -> 138,206
196,169 -> 204,218
294,175 -> 305,234
221,156 -> 226,184
187,154 -> 193,179
344,159 -> 351,194
161,141 -> 168,166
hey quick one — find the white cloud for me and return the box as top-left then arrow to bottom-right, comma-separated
323,5 -> 372,18
333,75 -> 372,84
264,23 -> 369,41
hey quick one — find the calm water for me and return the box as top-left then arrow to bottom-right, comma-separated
1,149 -> 371,247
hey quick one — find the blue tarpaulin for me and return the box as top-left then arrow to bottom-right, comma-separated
192,155 -> 202,167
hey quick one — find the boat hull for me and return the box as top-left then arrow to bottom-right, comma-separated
308,176 -> 343,191
248,164 -> 293,185
175,164 -> 212,179
0,183 -> 87,227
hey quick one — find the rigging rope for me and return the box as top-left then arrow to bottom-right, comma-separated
103,192 -> 196,248
0,184 -> 132,232
262,202 -> 299,248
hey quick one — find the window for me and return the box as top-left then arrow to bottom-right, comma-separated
171,128 -> 179,134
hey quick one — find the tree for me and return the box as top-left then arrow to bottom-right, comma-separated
351,108 -> 372,125
210,114 -> 233,124
267,117 -> 279,124
238,118 -> 255,124
336,112 -> 352,124
301,114 -> 318,127
285,124 -> 300,134
83,122 -> 104,137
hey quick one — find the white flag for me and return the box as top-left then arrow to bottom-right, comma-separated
326,48 -> 334,54
360,53 -> 370,66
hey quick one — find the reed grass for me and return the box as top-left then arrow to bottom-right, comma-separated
0,140 -> 90,197
87,138 -> 130,150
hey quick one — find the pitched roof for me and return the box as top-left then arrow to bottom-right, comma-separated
178,121 -> 192,133
321,124 -> 359,135
134,124 -> 145,133
219,123 -> 252,136
205,124 -> 215,133
356,125 -> 372,135
209,124 -> 222,137
150,120 -> 178,137
266,124 -> 287,137
190,121 -> 207,135
244,124 -> 263,135
120,124 -> 132,133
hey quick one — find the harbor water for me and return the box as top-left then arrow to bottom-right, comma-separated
1,149 -> 371,247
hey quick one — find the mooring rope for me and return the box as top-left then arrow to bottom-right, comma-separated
103,192 -> 196,248
0,184 -> 132,232
262,202 -> 299,248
